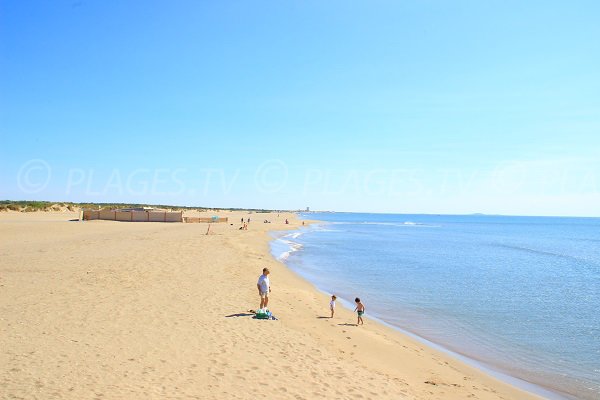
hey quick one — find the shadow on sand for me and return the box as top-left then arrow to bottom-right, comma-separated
225,313 -> 255,318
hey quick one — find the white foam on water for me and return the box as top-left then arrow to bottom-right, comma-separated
330,221 -> 441,228
275,238 -> 304,261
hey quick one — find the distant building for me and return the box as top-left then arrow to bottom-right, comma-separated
306,207 -> 310,212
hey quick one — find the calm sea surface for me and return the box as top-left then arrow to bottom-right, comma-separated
270,213 -> 600,400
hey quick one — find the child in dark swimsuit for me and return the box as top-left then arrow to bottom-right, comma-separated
354,297 -> 365,325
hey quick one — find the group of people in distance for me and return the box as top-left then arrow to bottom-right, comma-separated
256,267 -> 365,326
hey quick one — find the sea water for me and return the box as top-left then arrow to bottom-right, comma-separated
270,213 -> 600,400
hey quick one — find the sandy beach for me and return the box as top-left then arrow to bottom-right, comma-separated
0,211 -> 545,400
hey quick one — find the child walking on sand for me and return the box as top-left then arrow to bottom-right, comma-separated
329,295 -> 336,318
354,297 -> 365,325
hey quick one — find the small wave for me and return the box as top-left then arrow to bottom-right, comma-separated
493,243 -> 570,259
491,243 -> 600,268
275,238 -> 304,261
574,237 -> 600,243
394,221 -> 441,227
279,239 -> 303,250
311,225 -> 343,232
331,221 -> 440,228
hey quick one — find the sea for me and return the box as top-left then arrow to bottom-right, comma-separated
270,213 -> 600,400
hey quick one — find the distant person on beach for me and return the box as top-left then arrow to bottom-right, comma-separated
354,297 -> 365,325
330,295 -> 337,318
285,219 -> 289,224
241,217 -> 244,223
257,268 -> 271,310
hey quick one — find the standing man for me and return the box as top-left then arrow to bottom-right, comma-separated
257,268 -> 271,310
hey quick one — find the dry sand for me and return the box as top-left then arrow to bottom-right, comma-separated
0,211 -> 545,399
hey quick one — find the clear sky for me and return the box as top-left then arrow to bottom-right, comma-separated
1,1 -> 599,216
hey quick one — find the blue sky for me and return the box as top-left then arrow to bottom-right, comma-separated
1,1 -> 599,216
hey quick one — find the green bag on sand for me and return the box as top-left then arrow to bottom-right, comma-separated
255,309 -> 271,319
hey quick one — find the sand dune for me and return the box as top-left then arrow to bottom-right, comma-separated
0,211 -> 543,399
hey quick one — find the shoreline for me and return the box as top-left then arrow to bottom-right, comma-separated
261,214 -> 549,400
1,210 -> 547,399
271,219 -> 570,400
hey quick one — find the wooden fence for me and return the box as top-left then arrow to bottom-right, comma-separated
83,210 -> 183,223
